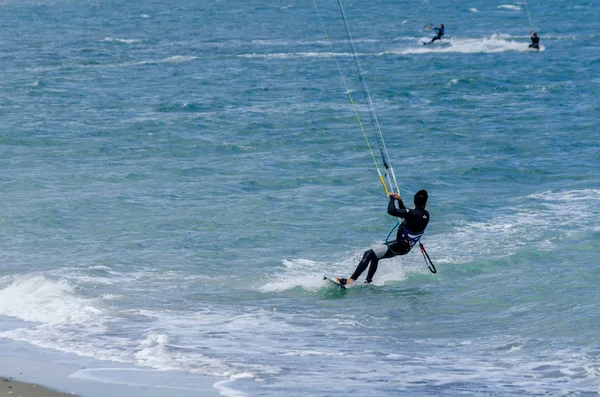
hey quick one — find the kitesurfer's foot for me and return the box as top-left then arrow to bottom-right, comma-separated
364,279 -> 372,284
336,277 -> 354,286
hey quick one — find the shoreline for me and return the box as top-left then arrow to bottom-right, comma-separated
1,377 -> 76,397
0,339 -> 222,397
0,362 -> 223,397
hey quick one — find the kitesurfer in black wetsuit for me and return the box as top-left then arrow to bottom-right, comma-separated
529,32 -> 540,50
425,24 -> 444,44
336,190 -> 430,286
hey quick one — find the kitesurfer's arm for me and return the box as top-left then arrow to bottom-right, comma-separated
387,193 -> 409,218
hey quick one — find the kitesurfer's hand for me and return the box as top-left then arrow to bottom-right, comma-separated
389,193 -> 401,200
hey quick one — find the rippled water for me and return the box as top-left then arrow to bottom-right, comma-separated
1,0 -> 599,395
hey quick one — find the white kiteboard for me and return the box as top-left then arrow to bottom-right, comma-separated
323,276 -> 346,289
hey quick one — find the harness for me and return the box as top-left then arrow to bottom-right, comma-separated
400,224 -> 423,248
385,220 -> 436,274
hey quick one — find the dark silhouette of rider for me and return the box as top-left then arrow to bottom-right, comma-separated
427,24 -> 445,44
529,32 -> 540,49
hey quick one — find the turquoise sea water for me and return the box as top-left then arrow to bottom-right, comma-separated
1,0 -> 599,395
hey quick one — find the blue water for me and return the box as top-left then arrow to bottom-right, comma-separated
1,0 -> 599,395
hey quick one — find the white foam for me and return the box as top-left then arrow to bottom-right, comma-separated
259,258 -> 331,291
163,55 -> 197,63
260,273 -> 329,292
469,8 -> 479,13
101,294 -> 122,300
240,36 -> 536,59
238,52 -> 357,59
0,275 -> 104,324
427,189 -> 600,264
87,265 -> 114,271
0,303 -> 283,380
70,367 -> 208,391
400,35 -> 529,55
214,374 -> 253,397
259,245 -> 423,292
498,4 -> 522,10
134,333 -> 180,371
526,189 -> 600,202
106,56 -> 198,68
102,37 -> 142,44
282,350 -> 345,357
250,39 -> 291,46
242,33 -> 553,60
370,256 -> 415,284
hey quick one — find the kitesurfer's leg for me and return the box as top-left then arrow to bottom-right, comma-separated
344,249 -> 378,285
365,258 -> 379,283
337,241 -> 410,285
364,241 -> 409,283
338,248 -> 381,285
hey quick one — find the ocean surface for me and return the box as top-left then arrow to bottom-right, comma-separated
1,0 -> 599,395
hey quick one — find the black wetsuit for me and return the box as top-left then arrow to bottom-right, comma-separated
429,27 -> 444,44
350,196 -> 430,282
529,35 -> 540,49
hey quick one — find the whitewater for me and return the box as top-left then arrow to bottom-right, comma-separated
0,0 -> 599,396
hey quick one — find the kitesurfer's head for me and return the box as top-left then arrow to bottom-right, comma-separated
440,24 -> 444,28
414,190 -> 428,208
533,32 -> 537,37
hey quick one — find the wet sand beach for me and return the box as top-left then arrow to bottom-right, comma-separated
1,377 -> 76,397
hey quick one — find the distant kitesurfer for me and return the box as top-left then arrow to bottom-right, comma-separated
529,31 -> 540,50
336,190 -> 430,285
425,24 -> 444,45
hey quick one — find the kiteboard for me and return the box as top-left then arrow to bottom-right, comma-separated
323,276 -> 346,289
527,44 -> 545,52
422,40 -> 446,46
